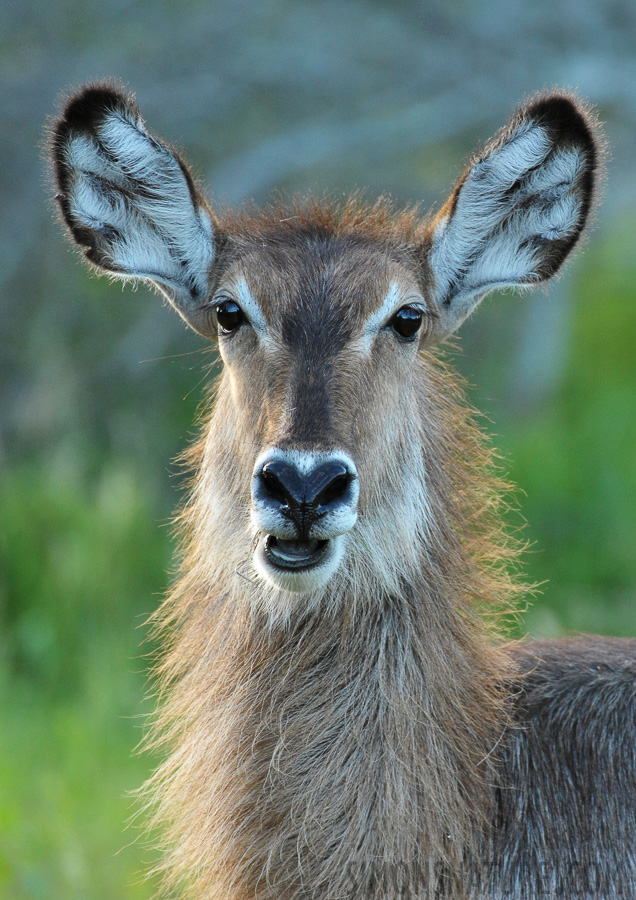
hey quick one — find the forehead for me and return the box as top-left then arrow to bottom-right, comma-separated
217,222 -> 426,327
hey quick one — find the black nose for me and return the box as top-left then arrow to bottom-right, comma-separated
254,456 -> 356,537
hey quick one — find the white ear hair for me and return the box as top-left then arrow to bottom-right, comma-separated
52,84 -> 217,337
427,93 -> 600,335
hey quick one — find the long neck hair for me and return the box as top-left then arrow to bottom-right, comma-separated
141,333 -> 524,899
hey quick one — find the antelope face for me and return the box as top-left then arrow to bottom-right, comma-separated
211,239 -> 436,593
51,85 -> 599,599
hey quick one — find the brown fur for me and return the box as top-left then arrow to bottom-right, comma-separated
50,87 -> 608,898
138,204 -> 526,895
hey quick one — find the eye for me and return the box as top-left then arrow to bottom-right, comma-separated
214,298 -> 245,333
388,305 -> 425,340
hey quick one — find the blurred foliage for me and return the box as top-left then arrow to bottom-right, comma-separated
501,217 -> 636,637
1,0 -> 636,896
0,460 -> 167,897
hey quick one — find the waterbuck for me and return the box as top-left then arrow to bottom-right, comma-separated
51,84 -> 636,899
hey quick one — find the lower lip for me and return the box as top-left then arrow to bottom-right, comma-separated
264,535 -> 330,571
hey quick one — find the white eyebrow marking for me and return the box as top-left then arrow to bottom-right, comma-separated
223,276 -> 270,338
360,283 -> 426,351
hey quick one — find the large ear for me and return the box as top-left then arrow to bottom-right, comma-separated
426,92 -> 601,335
51,83 -> 217,337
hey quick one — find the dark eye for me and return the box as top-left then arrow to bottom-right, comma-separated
389,305 -> 424,340
214,298 -> 244,333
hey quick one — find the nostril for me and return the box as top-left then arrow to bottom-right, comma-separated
260,465 -> 290,506
258,460 -> 306,509
306,461 -> 355,509
315,472 -> 351,507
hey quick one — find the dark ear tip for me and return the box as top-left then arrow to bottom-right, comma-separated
50,81 -> 136,223
522,91 -> 599,155
53,81 -> 136,143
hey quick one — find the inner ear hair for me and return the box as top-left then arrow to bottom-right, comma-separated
50,82 -> 218,337
52,81 -> 136,240
426,91 -> 603,333
487,90 -> 601,234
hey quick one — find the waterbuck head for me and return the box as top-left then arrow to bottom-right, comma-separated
52,85 -> 599,615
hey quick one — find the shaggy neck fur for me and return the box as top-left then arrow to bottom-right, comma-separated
143,349 -> 521,900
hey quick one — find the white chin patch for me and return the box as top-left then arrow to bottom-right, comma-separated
253,534 -> 346,593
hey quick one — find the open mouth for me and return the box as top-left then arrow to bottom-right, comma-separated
264,535 -> 330,571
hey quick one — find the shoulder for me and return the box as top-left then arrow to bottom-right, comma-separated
481,637 -> 636,898
510,635 -> 636,715
502,635 -> 636,805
